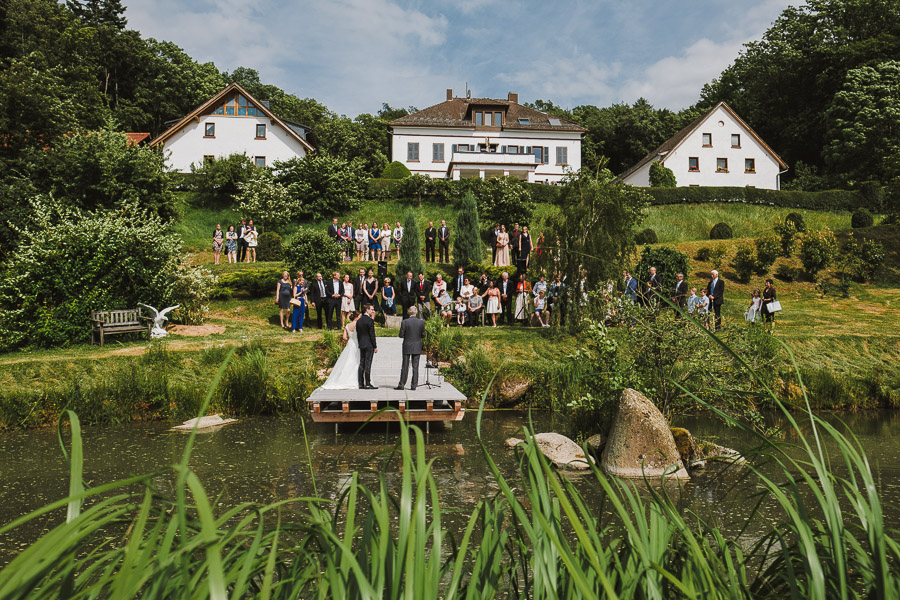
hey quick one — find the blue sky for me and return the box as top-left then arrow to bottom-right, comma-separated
123,0 -> 793,117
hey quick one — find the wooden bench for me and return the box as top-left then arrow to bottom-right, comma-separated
90,308 -> 152,346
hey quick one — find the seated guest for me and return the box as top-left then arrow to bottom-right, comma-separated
437,290 -> 453,325
431,273 -> 447,306
534,289 -> 549,327
455,296 -> 467,325
467,293 -> 483,326
382,277 -> 396,315
533,274 -> 548,299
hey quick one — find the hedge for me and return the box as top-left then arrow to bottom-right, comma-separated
643,186 -> 867,211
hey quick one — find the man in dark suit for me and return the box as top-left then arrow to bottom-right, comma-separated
707,269 -> 724,331
308,273 -> 329,328
622,270 -> 638,303
237,219 -> 248,263
489,224 -> 500,263
438,220 -> 450,263
354,268 -> 367,308
415,272 -> 431,317
496,272 -> 513,325
395,305 -> 425,390
452,266 -> 465,298
328,217 -> 340,242
671,272 -> 688,318
399,271 -> 416,318
645,266 -> 662,306
424,221 -> 436,263
356,304 -> 378,389
325,271 -> 344,328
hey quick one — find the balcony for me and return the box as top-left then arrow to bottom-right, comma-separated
450,150 -> 538,166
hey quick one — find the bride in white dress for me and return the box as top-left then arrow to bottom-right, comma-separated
322,311 -> 361,389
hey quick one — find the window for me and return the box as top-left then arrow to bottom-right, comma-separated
212,93 -> 263,117
204,123 -> 215,137
688,157 -> 699,172
256,124 -> 266,139
716,158 -> 728,172
203,155 -> 214,165
533,146 -> 548,164
407,142 -> 419,161
254,156 -> 266,168
731,134 -> 741,148
702,133 -> 712,147
494,111 -> 502,126
518,118 -> 531,125
548,118 -> 562,126
475,112 -> 483,126
508,145 -> 518,154
433,143 -> 444,161
555,146 -> 568,165
484,112 -> 492,126
457,144 -> 469,152
745,158 -> 756,173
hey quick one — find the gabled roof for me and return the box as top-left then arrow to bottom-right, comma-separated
124,132 -> 150,146
616,101 -> 787,182
390,97 -> 586,133
149,82 -> 316,153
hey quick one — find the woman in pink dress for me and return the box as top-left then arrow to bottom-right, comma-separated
494,225 -> 510,267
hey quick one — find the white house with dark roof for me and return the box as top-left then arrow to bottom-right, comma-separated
150,82 -> 315,172
389,90 -> 585,183
618,102 -> 787,190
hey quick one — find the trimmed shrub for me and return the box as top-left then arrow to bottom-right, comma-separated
644,186 -> 867,211
635,245 -> 690,293
634,228 -> 658,245
731,243 -> 758,283
708,244 -> 729,270
773,219 -> 799,257
851,208 -> 874,229
255,232 -> 284,262
798,228 -> 837,277
479,176 -> 534,227
649,160 -> 677,188
754,234 -> 780,274
284,228 -> 342,278
785,212 -> 807,232
395,208 -> 424,281
381,161 -> 412,179
709,222 -> 733,240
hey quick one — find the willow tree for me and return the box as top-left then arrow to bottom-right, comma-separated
453,191 -> 482,268
395,208 -> 423,280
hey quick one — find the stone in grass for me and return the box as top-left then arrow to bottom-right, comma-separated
172,414 -> 238,431
601,389 -> 690,479
505,433 -> 594,470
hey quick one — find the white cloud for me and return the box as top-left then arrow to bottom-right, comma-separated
497,52 -> 622,105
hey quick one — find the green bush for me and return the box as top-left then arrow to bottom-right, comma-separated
644,186 -> 867,211
648,160 -> 677,188
775,263 -> 801,282
381,161 -> 412,179
754,234 -> 780,274
695,246 -> 712,261
478,176 -> 535,226
635,245 -> 690,292
235,171 -> 293,231
785,212 -> 807,232
839,235 -> 885,282
284,227 -> 342,278
215,348 -> 279,415
773,218 -> 799,257
731,243 -> 758,283
526,182 -> 564,205
255,231 -> 284,262
274,156 -> 364,220
858,181 -> 885,211
798,228 -> 838,277
634,228 -> 658,245
395,208 -> 424,281
708,244 -> 729,270
709,222 -> 733,240
851,208 -> 874,228
189,153 -> 262,204
214,267 -> 284,298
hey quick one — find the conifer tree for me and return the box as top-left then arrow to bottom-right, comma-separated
395,208 -> 423,281
454,191 -> 482,267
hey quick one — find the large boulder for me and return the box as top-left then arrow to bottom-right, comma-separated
601,389 -> 690,479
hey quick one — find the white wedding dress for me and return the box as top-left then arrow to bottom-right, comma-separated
322,324 -> 361,389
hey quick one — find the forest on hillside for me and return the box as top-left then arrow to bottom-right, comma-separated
2,0 -> 900,188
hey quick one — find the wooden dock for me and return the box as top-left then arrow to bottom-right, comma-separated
307,337 -> 466,427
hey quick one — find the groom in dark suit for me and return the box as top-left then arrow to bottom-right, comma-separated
356,304 -> 378,389
395,305 -> 425,390
707,269 -> 725,331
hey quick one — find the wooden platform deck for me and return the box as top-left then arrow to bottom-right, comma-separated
308,337 -> 466,424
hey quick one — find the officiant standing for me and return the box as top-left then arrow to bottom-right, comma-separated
395,306 -> 425,391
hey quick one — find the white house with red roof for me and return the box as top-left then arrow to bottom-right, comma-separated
150,83 -> 315,172
389,90 -> 585,183
618,102 -> 787,190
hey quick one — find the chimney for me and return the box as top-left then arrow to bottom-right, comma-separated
446,88 -> 453,101
508,92 -> 518,104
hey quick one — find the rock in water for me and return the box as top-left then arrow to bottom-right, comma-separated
601,389 -> 690,479
533,433 -> 594,470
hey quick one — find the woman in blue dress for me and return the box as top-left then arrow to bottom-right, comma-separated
381,277 -> 396,315
368,225 -> 381,261
291,273 -> 308,333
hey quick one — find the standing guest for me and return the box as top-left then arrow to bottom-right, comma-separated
496,271 -> 513,324
309,273 -> 328,328
467,290 -> 483,326
275,271 -> 293,329
518,225 -> 532,268
489,223 -> 501,264
550,275 -> 567,326
514,273 -> 532,323
535,232 -> 546,259
424,221 -> 437,263
431,273 -> 447,307
355,224 -> 367,262
341,273 -> 355,325
745,289 -> 762,324
368,223 -> 381,262
382,278 -> 396,315
760,279 -> 777,325
400,271 -> 416,318
494,225 -> 510,267
344,222 -> 355,259
338,222 -> 350,259
644,266 -> 662,305
392,221 -> 403,260
460,276 -> 475,301
291,273 -> 308,333
534,289 -> 550,327
380,223 -> 392,261
237,219 -> 249,263
328,217 -> 340,243
326,271 -> 344,329
212,224 -> 224,265
225,225 -> 238,263
697,289 -> 711,330
363,268 -> 381,313
484,281 -> 501,327
707,269 -> 725,331
687,287 -> 699,315
509,222 -> 521,267
622,270 -> 638,303
244,220 -> 258,263
354,268 -> 367,310
477,272 -> 491,294
452,266 -> 466,298
438,219 -> 450,263
671,272 -> 688,317
415,272 -> 432,317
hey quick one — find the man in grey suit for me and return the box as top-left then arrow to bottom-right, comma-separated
395,306 -> 425,391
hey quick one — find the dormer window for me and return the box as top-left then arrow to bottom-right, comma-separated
518,118 -> 530,125
472,110 -> 503,127
211,93 -> 264,117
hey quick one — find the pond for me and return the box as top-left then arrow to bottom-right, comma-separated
2,409 -> 899,564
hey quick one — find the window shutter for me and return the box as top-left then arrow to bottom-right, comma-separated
526,146 -> 532,154
544,147 -> 549,164
451,144 -> 457,154
501,145 -> 506,153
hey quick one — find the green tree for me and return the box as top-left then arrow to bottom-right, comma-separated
648,160 -> 677,187
189,153 -> 262,204
274,155 -> 364,220
635,246 -> 690,294
479,177 -> 534,227
235,171 -> 293,231
799,228 -> 838,277
396,208 -> 423,281
453,192 -> 482,267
